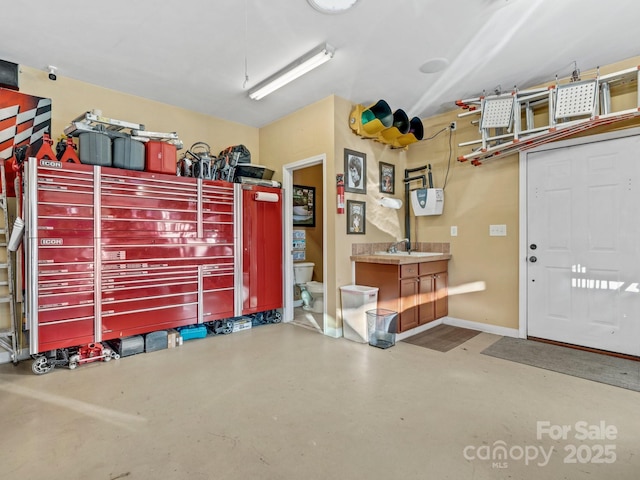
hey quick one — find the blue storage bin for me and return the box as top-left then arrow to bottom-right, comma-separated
178,325 -> 208,341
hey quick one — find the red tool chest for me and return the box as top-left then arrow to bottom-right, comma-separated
145,140 -> 177,175
25,159 -> 244,354
240,185 -> 283,315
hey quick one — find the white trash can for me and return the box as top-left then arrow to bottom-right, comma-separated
340,285 -> 379,343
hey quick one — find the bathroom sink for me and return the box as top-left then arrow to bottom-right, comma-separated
373,251 -> 442,257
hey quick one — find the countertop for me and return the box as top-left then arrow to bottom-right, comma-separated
350,252 -> 451,265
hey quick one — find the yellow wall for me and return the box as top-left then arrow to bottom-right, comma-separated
293,164 -> 324,282
259,96 -> 338,329
18,66 -> 259,162
407,114 -> 520,328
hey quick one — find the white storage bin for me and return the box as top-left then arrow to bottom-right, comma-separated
340,285 -> 378,343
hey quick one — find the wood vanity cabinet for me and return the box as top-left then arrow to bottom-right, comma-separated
355,260 -> 448,333
418,261 -> 448,325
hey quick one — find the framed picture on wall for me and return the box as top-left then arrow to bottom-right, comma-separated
346,199 -> 366,234
344,148 -> 366,194
379,162 -> 395,194
293,185 -> 316,227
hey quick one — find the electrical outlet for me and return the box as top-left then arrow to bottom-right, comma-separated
450,121 -> 457,131
489,224 -> 507,236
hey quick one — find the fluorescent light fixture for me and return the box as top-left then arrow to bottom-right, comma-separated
248,43 -> 335,100
307,0 -> 360,14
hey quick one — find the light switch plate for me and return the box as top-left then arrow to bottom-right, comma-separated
489,224 -> 507,236
451,226 -> 458,237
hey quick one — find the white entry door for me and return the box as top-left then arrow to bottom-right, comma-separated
526,133 -> 640,356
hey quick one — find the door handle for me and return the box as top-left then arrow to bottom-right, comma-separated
529,256 -> 537,263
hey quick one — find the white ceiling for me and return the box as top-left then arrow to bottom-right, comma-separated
2,0 -> 638,128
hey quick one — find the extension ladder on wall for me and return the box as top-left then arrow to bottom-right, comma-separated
0,160 -> 19,364
456,66 -> 640,165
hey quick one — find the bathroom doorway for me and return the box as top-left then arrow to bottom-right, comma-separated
282,154 -> 326,334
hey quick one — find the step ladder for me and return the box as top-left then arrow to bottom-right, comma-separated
0,160 -> 19,364
456,66 -> 640,165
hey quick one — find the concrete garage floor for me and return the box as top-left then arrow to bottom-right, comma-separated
0,323 -> 639,480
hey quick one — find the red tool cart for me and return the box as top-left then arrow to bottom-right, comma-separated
24,158 -> 279,374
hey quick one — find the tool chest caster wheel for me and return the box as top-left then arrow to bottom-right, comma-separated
32,356 -> 54,375
221,320 -> 233,334
102,347 -> 113,362
68,354 -> 80,370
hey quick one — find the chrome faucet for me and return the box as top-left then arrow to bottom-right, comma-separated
387,238 -> 409,253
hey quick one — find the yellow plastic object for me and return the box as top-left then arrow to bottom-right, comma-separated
349,100 -> 393,137
395,117 -> 424,147
378,109 -> 410,142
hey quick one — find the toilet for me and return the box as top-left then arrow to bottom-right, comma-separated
304,281 -> 324,313
293,262 -> 314,285
293,262 -> 324,313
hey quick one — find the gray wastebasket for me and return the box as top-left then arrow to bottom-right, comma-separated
366,309 -> 397,349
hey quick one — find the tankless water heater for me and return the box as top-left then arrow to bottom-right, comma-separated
410,188 -> 444,216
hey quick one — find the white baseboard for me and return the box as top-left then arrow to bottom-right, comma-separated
443,316 -> 520,338
325,326 -> 343,339
395,318 -> 444,341
396,316 -> 519,341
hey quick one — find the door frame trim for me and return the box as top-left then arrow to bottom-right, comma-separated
282,154 -> 327,332
518,125 -> 640,339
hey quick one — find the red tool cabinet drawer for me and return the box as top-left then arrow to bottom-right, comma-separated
202,272 -> 234,290
37,245 -> 94,263
100,193 -> 197,213
38,288 -> 93,306
37,304 -> 95,324
202,289 -> 235,320
101,303 -> 198,338
101,218 -> 198,235
102,281 -> 198,302
102,291 -> 198,314
39,261 -> 95,276
38,318 -> 95,351
38,218 -> 95,232
37,186 -> 94,205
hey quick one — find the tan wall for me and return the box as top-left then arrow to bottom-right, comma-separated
18,65 -> 259,163
407,114 -> 520,328
259,96 -> 338,329
333,96 -> 406,273
293,164 -> 324,282
261,96 -> 406,333
407,54 -> 640,330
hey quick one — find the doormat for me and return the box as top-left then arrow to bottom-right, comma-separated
482,336 -> 640,392
403,324 -> 481,352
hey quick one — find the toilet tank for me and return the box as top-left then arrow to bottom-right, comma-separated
293,262 -> 314,283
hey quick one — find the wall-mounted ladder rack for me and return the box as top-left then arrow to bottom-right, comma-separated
456,66 -> 640,165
